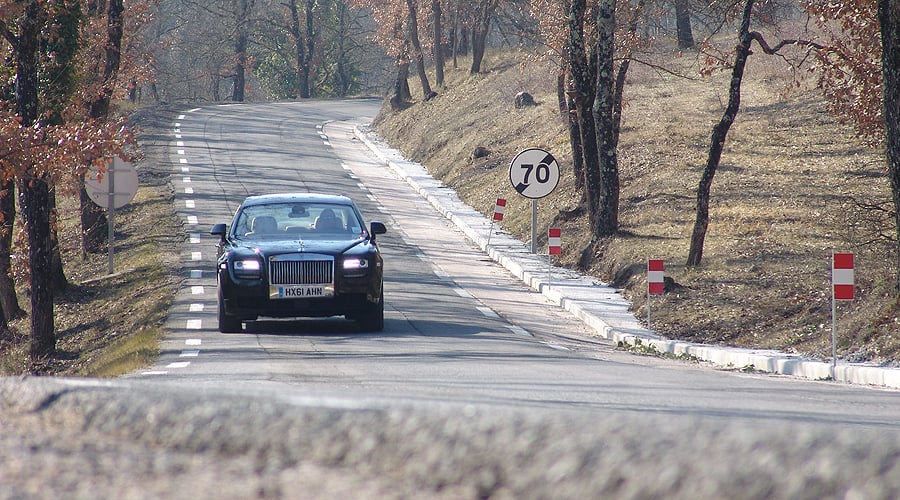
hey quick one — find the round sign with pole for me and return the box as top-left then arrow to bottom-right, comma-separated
84,157 -> 139,275
509,148 -> 561,253
508,148 -> 560,200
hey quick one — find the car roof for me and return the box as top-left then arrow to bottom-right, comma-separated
238,193 -> 355,207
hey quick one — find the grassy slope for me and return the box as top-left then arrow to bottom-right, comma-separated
376,49 -> 899,365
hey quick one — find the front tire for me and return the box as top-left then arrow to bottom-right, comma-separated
356,291 -> 384,332
217,283 -> 243,333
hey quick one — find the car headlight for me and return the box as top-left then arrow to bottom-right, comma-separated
342,258 -> 369,277
343,258 -> 369,270
233,258 -> 262,279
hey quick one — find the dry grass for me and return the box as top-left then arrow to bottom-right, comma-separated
376,48 -> 899,365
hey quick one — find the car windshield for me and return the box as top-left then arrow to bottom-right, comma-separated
231,202 -> 365,240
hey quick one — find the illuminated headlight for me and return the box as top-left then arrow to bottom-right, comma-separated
233,259 -> 262,278
343,258 -> 369,270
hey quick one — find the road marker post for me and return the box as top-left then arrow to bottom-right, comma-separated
647,260 -> 665,330
548,228 -> 561,289
487,198 -> 506,247
831,252 -> 854,379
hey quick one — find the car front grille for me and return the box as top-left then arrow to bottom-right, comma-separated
269,258 -> 334,285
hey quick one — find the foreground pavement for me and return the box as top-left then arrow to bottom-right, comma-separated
354,126 -> 900,390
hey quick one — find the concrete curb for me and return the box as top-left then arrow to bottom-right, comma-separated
354,126 -> 900,390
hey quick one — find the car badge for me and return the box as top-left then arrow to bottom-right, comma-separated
298,239 -> 305,252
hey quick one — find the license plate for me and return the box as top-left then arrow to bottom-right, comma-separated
270,285 -> 333,299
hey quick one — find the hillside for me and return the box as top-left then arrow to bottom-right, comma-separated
375,50 -> 899,366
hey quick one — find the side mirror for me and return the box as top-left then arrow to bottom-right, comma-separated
210,223 -> 227,241
369,221 -> 386,240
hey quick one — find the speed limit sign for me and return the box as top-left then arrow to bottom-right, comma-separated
509,148 -> 560,199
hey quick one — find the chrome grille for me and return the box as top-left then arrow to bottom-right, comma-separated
269,258 -> 333,285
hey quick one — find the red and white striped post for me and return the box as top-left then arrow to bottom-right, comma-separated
831,252 -> 854,376
487,198 -> 506,247
548,227 -> 561,255
647,260 -> 664,329
548,228 -> 561,288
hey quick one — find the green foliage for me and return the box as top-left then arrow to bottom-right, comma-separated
255,51 -> 299,100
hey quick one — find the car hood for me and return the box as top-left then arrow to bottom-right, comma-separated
229,236 -> 370,258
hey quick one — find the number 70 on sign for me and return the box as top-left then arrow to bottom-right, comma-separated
508,148 -> 560,200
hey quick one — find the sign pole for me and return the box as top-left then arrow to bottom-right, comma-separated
531,200 -> 538,253
831,291 -> 837,378
831,251 -> 855,380
107,161 -> 116,275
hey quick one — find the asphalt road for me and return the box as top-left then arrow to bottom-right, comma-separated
2,100 -> 900,499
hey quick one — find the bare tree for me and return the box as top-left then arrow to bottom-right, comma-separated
470,0 -> 498,74
432,0 -> 444,86
405,0 -> 437,100
879,0 -> 900,290
687,0 -> 825,266
591,0 -> 619,236
675,0 -> 695,49
231,0 -> 254,101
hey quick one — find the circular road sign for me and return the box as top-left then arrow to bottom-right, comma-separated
509,148 -> 560,199
84,157 -> 139,209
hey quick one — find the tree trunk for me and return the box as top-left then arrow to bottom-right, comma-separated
591,0 -> 620,237
432,0 -> 444,87
406,0 -> 436,100
452,0 -> 460,68
17,0 -> 55,360
568,0 -> 600,199
231,0 -> 252,102
686,0 -> 755,266
288,0 -> 305,98
0,182 -> 23,322
302,0 -> 315,98
879,0 -> 900,291
559,72 -> 584,193
390,43 -> 412,109
82,0 -> 124,255
22,177 -> 55,360
675,0 -> 695,50
335,1 -> 351,96
470,0 -> 497,74
49,188 -> 67,292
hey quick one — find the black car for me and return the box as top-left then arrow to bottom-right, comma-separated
210,193 -> 387,333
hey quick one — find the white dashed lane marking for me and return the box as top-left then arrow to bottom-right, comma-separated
189,304 -> 204,312
186,319 -> 202,330
476,306 -> 500,319
506,325 -> 532,337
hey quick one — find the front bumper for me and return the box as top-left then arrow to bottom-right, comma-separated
219,271 -> 381,320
